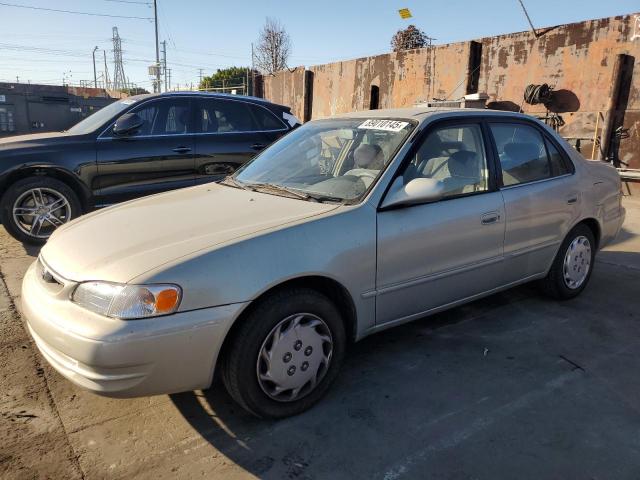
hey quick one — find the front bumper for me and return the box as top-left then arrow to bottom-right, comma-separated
21,260 -> 247,397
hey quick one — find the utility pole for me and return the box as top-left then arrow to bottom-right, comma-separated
250,42 -> 254,96
92,46 -> 99,88
167,68 -> 171,91
161,40 -> 167,92
198,68 -> 204,89
153,0 -> 161,92
15,76 -> 19,83
103,50 -> 110,90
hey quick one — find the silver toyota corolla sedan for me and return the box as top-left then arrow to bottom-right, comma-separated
22,108 -> 625,418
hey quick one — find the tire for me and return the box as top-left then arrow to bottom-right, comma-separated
0,176 -> 82,245
540,224 -> 596,300
221,288 -> 346,418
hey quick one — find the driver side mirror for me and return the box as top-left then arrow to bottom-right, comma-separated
113,113 -> 144,136
380,176 -> 445,209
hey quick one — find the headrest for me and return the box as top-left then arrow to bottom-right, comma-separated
354,143 -> 384,169
448,150 -> 478,178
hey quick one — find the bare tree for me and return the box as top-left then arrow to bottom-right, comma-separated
254,17 -> 291,74
391,25 -> 428,52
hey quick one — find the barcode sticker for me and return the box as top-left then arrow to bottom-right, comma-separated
358,119 -> 409,132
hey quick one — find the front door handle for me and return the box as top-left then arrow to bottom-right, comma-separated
172,146 -> 192,154
481,212 -> 500,225
567,196 -> 578,204
251,143 -> 266,151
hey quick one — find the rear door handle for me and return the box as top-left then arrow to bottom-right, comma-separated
481,212 -> 500,225
567,196 -> 578,204
251,143 -> 266,151
172,146 -> 192,154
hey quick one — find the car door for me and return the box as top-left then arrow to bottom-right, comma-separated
487,120 -> 579,284
193,97 -> 289,183
375,120 -> 506,326
95,97 -> 195,205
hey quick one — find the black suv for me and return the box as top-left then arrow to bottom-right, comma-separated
0,92 -> 299,244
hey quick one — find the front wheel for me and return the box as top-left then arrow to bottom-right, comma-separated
540,224 -> 596,300
0,176 -> 82,245
221,288 -> 346,418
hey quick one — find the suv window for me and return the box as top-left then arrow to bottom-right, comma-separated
246,103 -> 285,131
403,123 -> 489,199
198,98 -> 269,133
489,123 -> 568,186
131,99 -> 191,136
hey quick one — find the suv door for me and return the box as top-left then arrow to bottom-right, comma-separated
95,97 -> 195,205
487,121 -> 578,284
193,98 -> 289,182
376,120 -> 506,326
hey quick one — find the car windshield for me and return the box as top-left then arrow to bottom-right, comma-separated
67,98 -> 140,134
233,118 -> 415,202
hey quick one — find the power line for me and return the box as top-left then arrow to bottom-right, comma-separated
104,0 -> 151,5
0,1 -> 153,20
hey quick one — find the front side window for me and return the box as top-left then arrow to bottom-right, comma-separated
233,118 -> 415,202
131,99 -> 191,136
403,123 -> 489,199
489,123 -> 568,186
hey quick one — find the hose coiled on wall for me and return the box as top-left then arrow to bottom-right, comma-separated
523,83 -> 554,105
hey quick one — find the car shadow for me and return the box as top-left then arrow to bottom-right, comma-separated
168,284 -> 538,478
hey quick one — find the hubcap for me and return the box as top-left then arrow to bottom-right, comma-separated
257,313 -> 333,402
12,188 -> 71,239
563,235 -> 591,289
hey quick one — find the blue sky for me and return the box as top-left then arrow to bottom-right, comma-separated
0,0 -> 638,90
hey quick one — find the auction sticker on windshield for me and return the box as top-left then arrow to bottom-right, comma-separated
358,119 -> 409,132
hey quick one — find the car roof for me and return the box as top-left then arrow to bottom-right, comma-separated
124,91 -> 286,108
328,107 -> 528,123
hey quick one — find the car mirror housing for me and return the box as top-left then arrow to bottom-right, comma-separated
381,176 -> 445,209
113,113 -> 144,136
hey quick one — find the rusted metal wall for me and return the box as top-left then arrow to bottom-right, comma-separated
479,14 -> 640,171
261,67 -> 307,122
262,12 -> 640,175
308,42 -> 470,119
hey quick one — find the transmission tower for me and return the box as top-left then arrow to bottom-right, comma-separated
111,27 -> 127,90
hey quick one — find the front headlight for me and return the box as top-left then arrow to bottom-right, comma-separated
71,281 -> 181,319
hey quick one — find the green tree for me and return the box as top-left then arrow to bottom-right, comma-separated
119,87 -> 150,96
200,67 -> 253,91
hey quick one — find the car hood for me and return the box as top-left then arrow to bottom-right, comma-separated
41,183 -> 340,283
0,131 -> 81,152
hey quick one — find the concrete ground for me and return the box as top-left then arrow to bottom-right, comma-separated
1,197 -> 639,480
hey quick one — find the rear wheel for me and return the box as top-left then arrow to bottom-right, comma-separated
540,224 -> 596,300
221,288 -> 346,418
0,176 -> 81,245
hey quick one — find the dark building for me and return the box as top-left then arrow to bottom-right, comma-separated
0,83 -> 120,137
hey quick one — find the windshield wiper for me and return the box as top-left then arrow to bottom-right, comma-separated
244,182 -> 312,200
220,176 -> 246,190
305,192 -> 345,203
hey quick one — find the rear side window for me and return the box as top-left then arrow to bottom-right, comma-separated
196,99 -> 284,133
246,104 -> 286,131
197,99 -> 254,133
489,123 -> 568,186
546,139 -> 572,176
